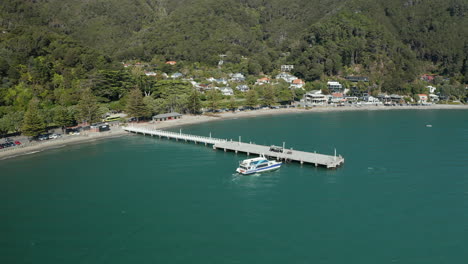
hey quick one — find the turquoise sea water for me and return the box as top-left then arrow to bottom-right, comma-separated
1,110 -> 468,264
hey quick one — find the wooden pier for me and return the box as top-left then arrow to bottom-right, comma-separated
124,125 -> 344,169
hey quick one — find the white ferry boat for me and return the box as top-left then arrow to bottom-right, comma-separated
236,155 -> 282,175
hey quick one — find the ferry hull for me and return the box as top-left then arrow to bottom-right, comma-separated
236,163 -> 282,175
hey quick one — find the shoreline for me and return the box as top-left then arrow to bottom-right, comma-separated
1,104 -> 467,161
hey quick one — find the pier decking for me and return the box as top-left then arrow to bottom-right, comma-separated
124,126 -> 344,168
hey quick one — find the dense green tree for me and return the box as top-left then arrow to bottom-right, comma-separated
165,94 -> 188,113
186,89 -> 202,114
21,99 -> 46,137
228,96 -> 237,111
245,89 -> 258,108
206,89 -> 222,111
0,118 -> 9,136
262,85 -> 276,106
76,89 -> 102,124
126,88 -> 150,120
53,106 -> 76,127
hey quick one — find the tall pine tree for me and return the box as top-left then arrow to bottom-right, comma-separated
76,89 -> 102,124
245,89 -> 258,108
186,89 -> 202,114
21,99 -> 46,137
126,88 -> 149,121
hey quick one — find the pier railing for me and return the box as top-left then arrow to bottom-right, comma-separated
124,125 -> 226,145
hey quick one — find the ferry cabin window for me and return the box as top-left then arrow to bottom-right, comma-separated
257,164 -> 268,168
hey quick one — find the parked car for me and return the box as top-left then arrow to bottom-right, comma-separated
14,141 -> 21,145
269,145 -> 284,153
49,133 -> 61,139
38,134 -> 49,141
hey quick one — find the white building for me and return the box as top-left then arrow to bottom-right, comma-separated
429,94 -> 439,102
304,91 -> 327,105
230,73 -> 246,82
236,85 -> 249,92
327,81 -> 343,91
418,94 -> 428,104
220,87 -> 234,96
427,86 -> 437,94
364,96 -> 381,103
215,78 -> 228,85
290,79 -> 305,89
276,73 -> 298,83
145,71 -> 157,76
281,65 -> 294,72
171,72 -> 183,79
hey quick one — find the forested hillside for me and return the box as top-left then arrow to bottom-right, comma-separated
0,0 -> 467,135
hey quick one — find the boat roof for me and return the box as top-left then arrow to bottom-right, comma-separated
241,156 -> 267,162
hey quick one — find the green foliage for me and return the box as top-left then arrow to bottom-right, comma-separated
76,89 -> 102,124
152,80 -> 192,99
228,96 -> 237,110
21,99 -> 46,137
126,88 -> 150,120
53,106 -> 76,127
186,89 -> 202,114
165,94 -> 188,113
206,89 -> 222,110
0,111 -> 23,135
245,89 -> 258,107
262,85 -> 276,106
89,70 -> 134,101
0,0 -> 467,135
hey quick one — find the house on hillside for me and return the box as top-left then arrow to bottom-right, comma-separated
281,65 -> 294,72
276,73 -> 297,83
171,72 -> 183,79
215,78 -> 228,85
220,87 -> 234,96
420,74 -> 436,82
345,76 -> 369,82
427,86 -> 437,94
230,73 -> 246,82
290,79 -> 305,89
165,61 -> 177,65
327,81 -> 343,92
255,77 -> 270,85
145,71 -> 157,76
236,85 -> 249,92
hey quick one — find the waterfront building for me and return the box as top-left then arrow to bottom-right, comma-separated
152,112 -> 182,122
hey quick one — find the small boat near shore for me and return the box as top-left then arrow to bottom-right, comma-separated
236,155 -> 282,175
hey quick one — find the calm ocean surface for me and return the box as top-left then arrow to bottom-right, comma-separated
1,110 -> 468,264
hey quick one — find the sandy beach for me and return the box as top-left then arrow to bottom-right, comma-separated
1,104 -> 467,161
